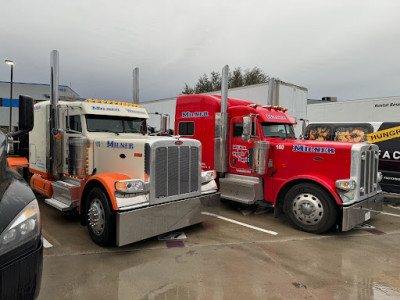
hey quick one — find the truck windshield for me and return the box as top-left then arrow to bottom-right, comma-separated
261,123 -> 295,138
86,115 -> 146,134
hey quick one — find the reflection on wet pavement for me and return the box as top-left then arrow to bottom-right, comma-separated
39,200 -> 400,299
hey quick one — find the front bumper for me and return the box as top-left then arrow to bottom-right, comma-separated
0,239 -> 43,300
116,192 -> 220,246
342,192 -> 384,231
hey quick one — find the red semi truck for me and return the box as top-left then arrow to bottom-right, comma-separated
174,93 -> 384,233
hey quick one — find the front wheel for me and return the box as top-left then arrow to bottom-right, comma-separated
284,183 -> 338,233
86,187 -> 115,246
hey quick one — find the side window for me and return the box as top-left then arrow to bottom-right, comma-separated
233,122 -> 256,138
233,122 -> 243,138
178,121 -> 194,136
67,115 -> 82,133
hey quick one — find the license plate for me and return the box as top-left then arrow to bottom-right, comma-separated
365,211 -> 371,221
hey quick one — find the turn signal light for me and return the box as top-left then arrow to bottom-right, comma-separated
115,179 -> 148,194
336,179 -> 356,191
201,170 -> 217,184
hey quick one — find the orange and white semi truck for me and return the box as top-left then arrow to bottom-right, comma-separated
9,51 -> 219,246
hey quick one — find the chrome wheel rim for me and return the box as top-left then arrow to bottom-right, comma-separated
88,198 -> 105,236
292,193 -> 324,225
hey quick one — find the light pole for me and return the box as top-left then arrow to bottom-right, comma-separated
5,60 -> 14,133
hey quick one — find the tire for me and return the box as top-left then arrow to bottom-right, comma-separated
284,183 -> 338,233
86,187 -> 115,246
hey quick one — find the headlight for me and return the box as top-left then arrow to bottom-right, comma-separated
0,199 -> 40,256
377,172 -> 383,183
115,179 -> 148,194
201,170 -> 216,184
336,179 -> 356,191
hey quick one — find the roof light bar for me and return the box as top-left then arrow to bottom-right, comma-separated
86,99 -> 140,107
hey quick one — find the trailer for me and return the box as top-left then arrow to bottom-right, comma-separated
308,96 -> 400,123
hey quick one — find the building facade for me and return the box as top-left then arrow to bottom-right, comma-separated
0,81 -> 80,132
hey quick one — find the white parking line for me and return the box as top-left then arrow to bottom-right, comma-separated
377,211 -> 400,218
42,237 -> 53,248
364,208 -> 400,218
202,212 -> 278,235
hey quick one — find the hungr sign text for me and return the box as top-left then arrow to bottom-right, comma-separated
367,126 -> 400,143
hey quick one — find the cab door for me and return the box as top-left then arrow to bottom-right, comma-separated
228,116 -> 258,175
63,112 -> 83,174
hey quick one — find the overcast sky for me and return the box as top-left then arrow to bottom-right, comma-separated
1,0 -> 399,102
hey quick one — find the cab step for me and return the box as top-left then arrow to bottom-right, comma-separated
45,178 -> 81,211
44,197 -> 77,211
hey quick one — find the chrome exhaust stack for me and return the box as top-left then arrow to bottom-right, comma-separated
49,50 -> 62,178
267,77 -> 279,106
50,50 -> 59,131
214,65 -> 229,173
133,67 -> 139,105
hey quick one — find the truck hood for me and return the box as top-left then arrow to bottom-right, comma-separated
0,132 -> 36,234
290,139 -> 355,151
91,135 -> 174,180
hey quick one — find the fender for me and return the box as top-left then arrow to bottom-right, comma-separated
7,157 -> 29,171
83,173 -> 130,211
275,174 -> 342,205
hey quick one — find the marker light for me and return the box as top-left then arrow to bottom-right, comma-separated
94,99 -> 99,103
88,99 -> 93,103
115,179 -> 148,194
336,179 -> 356,191
101,100 -> 105,103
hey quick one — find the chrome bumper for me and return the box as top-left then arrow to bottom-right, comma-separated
342,192 -> 384,231
116,192 -> 220,246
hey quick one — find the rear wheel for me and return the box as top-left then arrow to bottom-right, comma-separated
86,187 -> 115,246
284,183 -> 338,233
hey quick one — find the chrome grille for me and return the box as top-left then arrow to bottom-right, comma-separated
149,140 -> 201,204
359,148 -> 379,198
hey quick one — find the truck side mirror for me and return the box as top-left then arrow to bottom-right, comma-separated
18,95 -> 34,132
299,118 -> 308,139
160,114 -> 169,135
242,116 -> 252,142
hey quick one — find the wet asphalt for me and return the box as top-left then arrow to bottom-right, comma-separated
38,195 -> 400,299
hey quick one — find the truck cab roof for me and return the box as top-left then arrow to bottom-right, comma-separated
34,100 -> 149,119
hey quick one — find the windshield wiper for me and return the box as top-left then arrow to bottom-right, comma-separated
90,129 -> 120,135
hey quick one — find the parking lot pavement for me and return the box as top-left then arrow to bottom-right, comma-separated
39,198 -> 400,299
